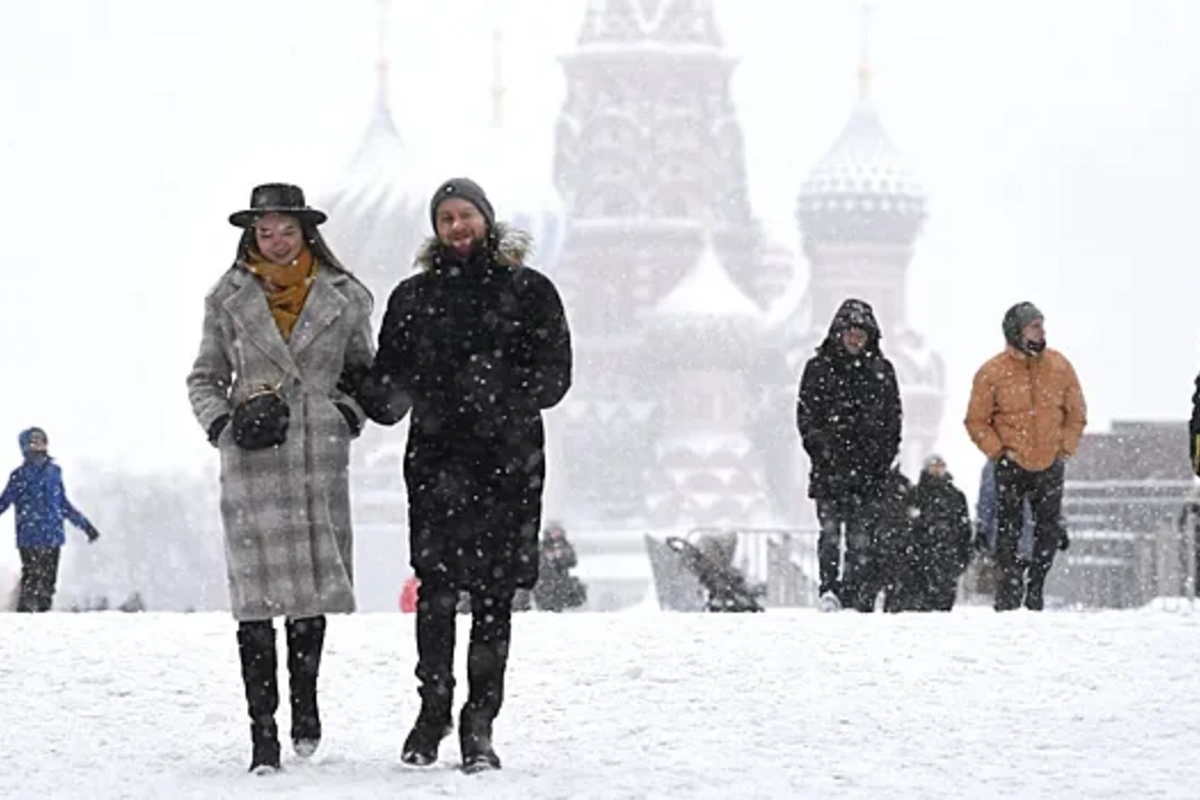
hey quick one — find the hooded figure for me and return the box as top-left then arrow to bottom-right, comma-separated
360,177 -> 572,773
0,427 -> 99,613
796,298 -> 902,612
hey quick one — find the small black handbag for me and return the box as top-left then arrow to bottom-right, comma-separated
231,385 -> 290,451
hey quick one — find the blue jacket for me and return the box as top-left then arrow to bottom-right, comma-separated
0,429 -> 92,548
976,460 -> 1034,552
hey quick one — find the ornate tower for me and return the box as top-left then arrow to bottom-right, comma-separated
647,231 -> 773,528
318,0 -> 429,325
792,4 -> 927,334
766,3 -> 945,518
314,0 -> 424,610
551,0 -> 784,527
467,22 -> 568,275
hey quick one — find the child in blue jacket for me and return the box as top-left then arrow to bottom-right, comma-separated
0,427 -> 99,611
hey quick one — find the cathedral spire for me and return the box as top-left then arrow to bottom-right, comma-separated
491,26 -> 505,129
857,0 -> 876,99
372,0 -> 398,136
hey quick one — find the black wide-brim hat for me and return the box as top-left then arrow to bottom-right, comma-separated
229,183 -> 328,228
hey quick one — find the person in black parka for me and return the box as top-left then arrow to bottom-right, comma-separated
796,298 -> 902,612
358,178 -> 571,773
904,455 -> 973,611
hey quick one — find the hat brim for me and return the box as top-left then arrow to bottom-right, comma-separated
229,207 -> 328,228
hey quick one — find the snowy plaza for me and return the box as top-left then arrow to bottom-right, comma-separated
2,607 -> 1198,799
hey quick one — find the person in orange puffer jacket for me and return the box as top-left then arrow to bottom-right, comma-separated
964,302 -> 1086,612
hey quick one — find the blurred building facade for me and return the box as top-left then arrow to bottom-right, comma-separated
312,0 -> 948,610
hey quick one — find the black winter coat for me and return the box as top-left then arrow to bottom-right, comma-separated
1190,372 -> 1200,476
893,472 -> 972,611
796,300 -> 902,501
368,226 -> 572,592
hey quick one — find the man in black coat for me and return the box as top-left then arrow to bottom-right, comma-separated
360,177 -> 572,772
796,298 -> 902,612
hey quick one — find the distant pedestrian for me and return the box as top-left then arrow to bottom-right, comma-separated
0,427 -> 99,613
905,455 -> 972,611
965,302 -> 1086,611
796,298 -> 902,612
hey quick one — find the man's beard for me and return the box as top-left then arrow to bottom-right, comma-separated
441,234 -> 487,262
1024,338 -> 1047,355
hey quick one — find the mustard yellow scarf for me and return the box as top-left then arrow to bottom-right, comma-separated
242,245 -> 317,341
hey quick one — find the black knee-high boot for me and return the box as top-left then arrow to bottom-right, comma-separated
286,615 -> 325,758
401,581 -> 458,766
460,591 -> 513,773
237,621 -> 281,773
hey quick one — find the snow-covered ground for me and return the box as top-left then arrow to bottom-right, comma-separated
2,607 -> 1199,799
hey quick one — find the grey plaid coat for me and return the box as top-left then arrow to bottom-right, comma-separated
187,263 -> 374,621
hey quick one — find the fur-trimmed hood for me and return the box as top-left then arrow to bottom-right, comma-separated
414,222 -> 533,271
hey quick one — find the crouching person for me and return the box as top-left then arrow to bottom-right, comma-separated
362,178 -> 572,772
186,184 -> 375,772
533,521 -> 587,612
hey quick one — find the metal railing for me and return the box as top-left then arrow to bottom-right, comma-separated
679,524 -> 1200,611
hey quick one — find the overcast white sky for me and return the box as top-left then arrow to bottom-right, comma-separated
0,0 -> 1197,511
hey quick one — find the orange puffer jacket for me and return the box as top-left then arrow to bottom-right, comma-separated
964,346 -> 1087,472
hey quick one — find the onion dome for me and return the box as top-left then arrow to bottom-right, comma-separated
649,230 -> 761,369
796,11 -> 926,245
318,0 -> 429,306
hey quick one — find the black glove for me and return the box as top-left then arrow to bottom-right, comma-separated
1058,531 -> 1070,552
84,524 -> 100,543
207,414 -> 230,447
335,403 -> 362,437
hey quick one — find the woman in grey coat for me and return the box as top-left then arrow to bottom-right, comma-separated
186,183 -> 376,773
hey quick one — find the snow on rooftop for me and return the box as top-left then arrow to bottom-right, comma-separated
656,234 -> 759,318
321,94 -> 429,220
